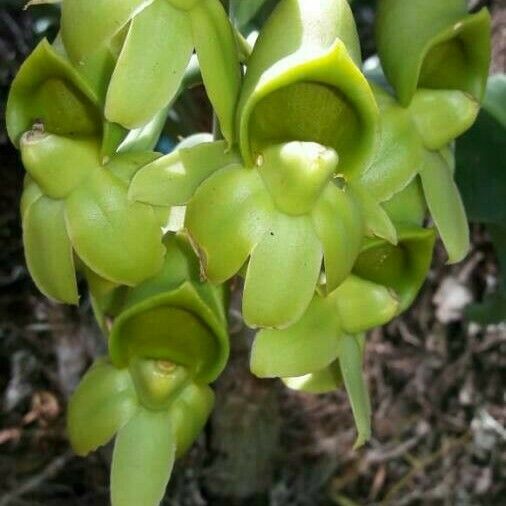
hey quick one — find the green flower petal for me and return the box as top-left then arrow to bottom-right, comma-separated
377,0 -> 491,105
191,0 -> 241,145
61,0 -> 154,62
171,383 -> 214,457
337,334 -> 371,449
420,150 -> 469,264
6,39 -> 100,144
382,178 -> 426,227
312,184 -> 364,293
68,360 -> 137,456
251,294 -> 340,378
23,194 -> 78,304
111,408 -> 175,506
64,167 -> 164,285
359,85 -> 422,202
282,360 -> 343,394
409,89 -> 480,150
129,141 -> 239,206
105,0 -> 193,128
185,165 -> 274,283
243,212 -> 323,329
332,275 -> 399,334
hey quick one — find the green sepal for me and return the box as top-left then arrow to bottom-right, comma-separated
105,0 -> 193,128
22,192 -> 78,304
129,141 -> 239,206
111,408 -> 175,506
64,166 -> 165,286
61,0 -> 154,63
251,294 -> 341,378
170,383 -> 214,458
312,184 -> 364,294
349,184 -> 397,245
337,333 -> 371,449
376,0 -> 491,105
6,39 -> 100,145
190,0 -> 242,145
243,212 -> 323,329
68,360 -> 138,456
237,0 -> 378,178
408,89 -> 480,150
359,85 -> 422,202
420,149 -> 470,264
382,178 -> 426,227
20,132 -> 99,200
353,226 -> 436,312
185,165 -> 274,283
282,360 -> 343,394
332,275 -> 399,334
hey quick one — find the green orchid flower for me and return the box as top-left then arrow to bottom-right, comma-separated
60,0 -> 241,142
20,131 -> 166,304
68,234 -> 229,506
376,0 -> 491,107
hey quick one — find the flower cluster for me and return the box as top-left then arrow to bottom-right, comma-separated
7,0 -> 490,504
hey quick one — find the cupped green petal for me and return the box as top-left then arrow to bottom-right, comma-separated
337,333 -> 371,449
409,90 -> 480,150
251,294 -> 340,378
191,0 -> 242,144
312,184 -> 364,294
111,408 -> 175,506
359,85 -> 422,202
23,194 -> 78,304
68,360 -> 137,456
129,141 -> 239,206
243,212 -> 323,329
170,383 -> 214,457
282,360 -> 343,394
6,39 -> 100,145
20,132 -> 99,200
185,165 -> 274,283
20,176 -> 42,220
353,226 -> 436,312
331,275 -> 399,334
64,167 -> 164,286
109,282 -> 229,383
61,0 -> 154,62
377,0 -> 491,105
105,0 -> 194,128
420,150 -> 470,264
237,0 -> 378,178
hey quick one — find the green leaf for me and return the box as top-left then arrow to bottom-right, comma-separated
111,408 -> 175,506
408,89 -> 479,150
456,75 -> 506,226
191,0 -> 241,145
337,334 -> 371,449
420,150 -> 469,264
68,360 -> 137,456
106,0 -> 193,128
333,276 -> 399,334
185,165 -> 274,283
23,194 -> 78,304
312,185 -> 364,293
243,212 -> 323,329
64,167 -> 164,285
251,294 -> 341,378
129,141 -> 239,206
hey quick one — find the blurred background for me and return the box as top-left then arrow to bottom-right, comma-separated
0,0 -> 505,504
